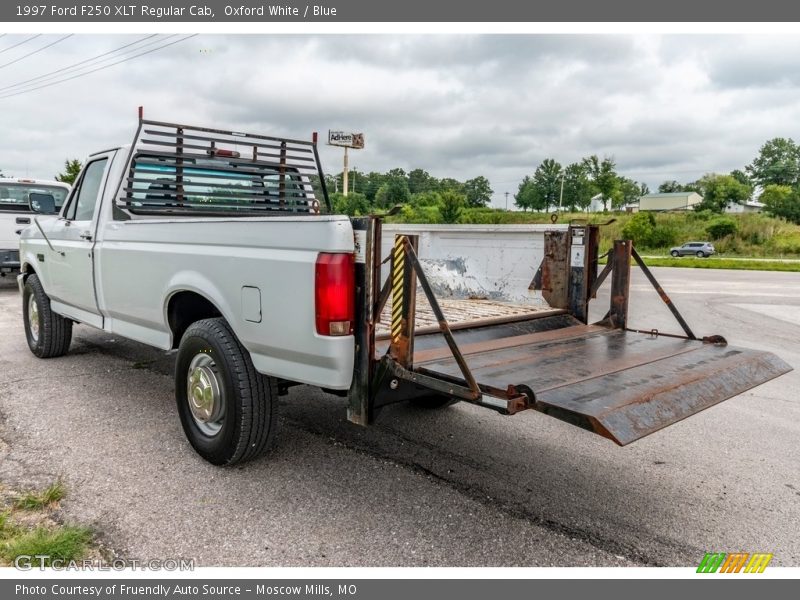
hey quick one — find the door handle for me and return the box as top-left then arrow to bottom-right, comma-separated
79,231 -> 93,241
16,217 -> 31,224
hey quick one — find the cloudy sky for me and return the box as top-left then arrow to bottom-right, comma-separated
1,34 -> 799,206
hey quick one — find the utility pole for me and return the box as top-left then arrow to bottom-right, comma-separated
504,191 -> 509,210
558,173 -> 565,210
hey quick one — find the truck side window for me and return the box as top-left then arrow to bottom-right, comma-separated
66,158 -> 108,221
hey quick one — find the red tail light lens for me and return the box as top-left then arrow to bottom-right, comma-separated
315,253 -> 354,336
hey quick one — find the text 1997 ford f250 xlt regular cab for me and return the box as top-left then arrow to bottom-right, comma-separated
17,114 -> 791,466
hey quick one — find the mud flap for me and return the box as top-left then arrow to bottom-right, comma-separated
416,327 -> 792,446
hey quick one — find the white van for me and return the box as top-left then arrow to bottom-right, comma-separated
0,178 -> 70,276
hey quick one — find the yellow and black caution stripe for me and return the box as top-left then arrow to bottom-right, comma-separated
391,236 -> 406,343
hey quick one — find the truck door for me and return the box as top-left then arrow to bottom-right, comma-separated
44,154 -> 112,328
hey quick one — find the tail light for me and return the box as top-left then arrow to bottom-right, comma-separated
315,253 -> 354,336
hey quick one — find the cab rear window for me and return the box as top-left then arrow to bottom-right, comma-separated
0,183 -> 68,212
121,155 -> 316,216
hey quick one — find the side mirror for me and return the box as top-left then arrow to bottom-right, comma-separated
29,192 -> 57,215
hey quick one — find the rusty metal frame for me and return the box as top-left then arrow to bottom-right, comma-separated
590,239 -> 704,342
388,236 -> 482,401
630,247 -> 697,340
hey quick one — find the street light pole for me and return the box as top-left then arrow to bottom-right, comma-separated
342,147 -> 349,197
505,191 -> 509,210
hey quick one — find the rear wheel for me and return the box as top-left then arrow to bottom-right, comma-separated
175,318 -> 277,465
670,250 -> 679,257
22,274 -> 72,358
696,251 -> 705,258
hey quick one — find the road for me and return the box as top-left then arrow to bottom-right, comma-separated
0,267 -> 798,567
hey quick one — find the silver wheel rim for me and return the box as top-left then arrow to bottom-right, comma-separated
186,353 -> 225,436
28,294 -> 40,343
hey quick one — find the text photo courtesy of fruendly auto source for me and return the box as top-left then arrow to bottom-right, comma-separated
0,34 -> 798,570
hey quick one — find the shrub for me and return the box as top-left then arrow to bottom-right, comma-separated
706,218 -> 738,240
438,190 -> 465,224
648,223 -> 679,248
621,212 -> 656,247
770,232 -> 800,254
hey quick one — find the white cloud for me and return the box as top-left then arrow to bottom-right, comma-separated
1,34 -> 799,205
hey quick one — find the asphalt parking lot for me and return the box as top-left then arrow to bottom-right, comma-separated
0,267 -> 798,567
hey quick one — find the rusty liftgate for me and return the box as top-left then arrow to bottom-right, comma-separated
347,217 -> 791,445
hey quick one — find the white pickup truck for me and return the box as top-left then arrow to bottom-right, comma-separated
0,178 -> 69,276
18,116 -> 790,466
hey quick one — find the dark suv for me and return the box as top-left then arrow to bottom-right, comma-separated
670,241 -> 715,258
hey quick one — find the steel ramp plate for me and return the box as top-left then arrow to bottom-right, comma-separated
416,327 -> 792,445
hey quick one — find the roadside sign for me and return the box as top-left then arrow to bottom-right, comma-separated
328,131 -> 365,149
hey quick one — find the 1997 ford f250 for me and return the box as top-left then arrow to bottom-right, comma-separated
17,114 -> 791,466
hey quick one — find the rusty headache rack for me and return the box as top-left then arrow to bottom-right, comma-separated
347,217 -> 791,446
114,109 -> 331,217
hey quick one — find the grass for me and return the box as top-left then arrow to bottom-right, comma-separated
13,480 -> 66,510
633,256 -> 800,272
0,525 -> 92,567
389,208 -> 800,259
0,480 -> 95,567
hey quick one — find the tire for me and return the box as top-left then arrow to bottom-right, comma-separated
175,317 -> 277,465
670,250 -> 679,257
696,251 -> 705,258
22,274 -> 72,358
410,395 -> 459,409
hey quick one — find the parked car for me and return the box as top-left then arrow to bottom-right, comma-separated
670,241 -> 715,258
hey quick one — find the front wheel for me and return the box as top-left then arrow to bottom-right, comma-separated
670,250 -> 679,257
22,274 -> 72,358
175,318 -> 277,465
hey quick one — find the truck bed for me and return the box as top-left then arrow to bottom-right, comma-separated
375,297 -> 559,339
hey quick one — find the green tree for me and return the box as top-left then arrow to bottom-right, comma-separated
410,190 -> 442,207
532,159 -> 563,210
639,182 -> 650,196
374,176 -> 411,208
729,168 -> 751,188
694,173 -> 752,213
746,137 -> 800,188
331,192 -> 371,216
57,159 -> 82,185
463,175 -> 493,207
583,155 -> 619,211
561,162 -> 593,211
363,172 -> 387,203
408,168 -> 438,195
617,177 -> 642,209
514,175 -> 537,211
437,177 -> 464,194
760,184 -> 800,224
438,190 -> 465,223
658,180 -> 684,193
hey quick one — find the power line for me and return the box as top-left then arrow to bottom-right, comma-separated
0,35 -> 41,55
0,34 -> 166,93
0,35 -> 196,100
0,35 -> 73,70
